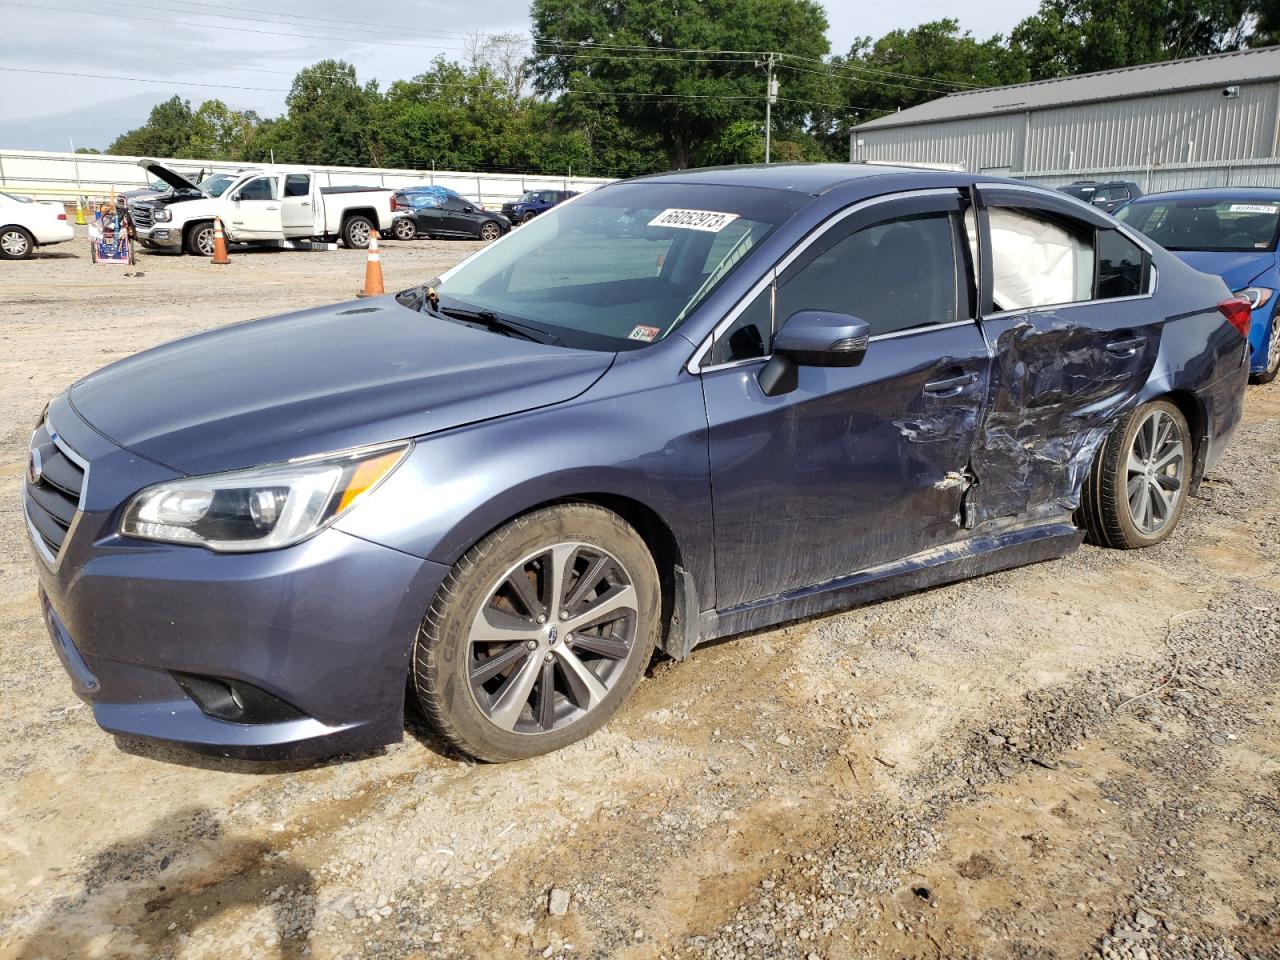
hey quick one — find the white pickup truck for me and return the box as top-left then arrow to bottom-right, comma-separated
129,160 -> 398,254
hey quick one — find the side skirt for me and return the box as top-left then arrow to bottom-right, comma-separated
694,520 -> 1084,647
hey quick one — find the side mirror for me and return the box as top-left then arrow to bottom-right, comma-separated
229,191 -> 242,202
759,311 -> 870,396
1091,195 -> 1109,205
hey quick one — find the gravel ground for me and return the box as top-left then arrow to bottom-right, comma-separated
1,233 -> 1277,960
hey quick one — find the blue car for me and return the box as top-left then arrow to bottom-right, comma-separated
26,165 -> 1248,763
1118,187 -> 1280,383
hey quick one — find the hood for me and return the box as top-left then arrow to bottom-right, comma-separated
137,158 -> 201,193
69,297 -> 615,476
1172,249 -> 1277,292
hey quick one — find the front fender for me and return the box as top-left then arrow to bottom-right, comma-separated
334,374 -> 717,608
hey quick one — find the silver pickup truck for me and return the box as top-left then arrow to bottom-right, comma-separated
129,160 -> 398,254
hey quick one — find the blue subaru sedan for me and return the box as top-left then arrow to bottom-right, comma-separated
1117,187 -> 1280,383
26,165 -> 1249,763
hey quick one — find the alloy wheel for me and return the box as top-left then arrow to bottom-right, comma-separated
480,223 -> 500,242
1,229 -> 31,258
1124,408 -> 1186,536
195,226 -> 215,257
1268,314 -> 1280,374
348,220 -> 372,246
394,219 -> 416,241
467,541 -> 639,734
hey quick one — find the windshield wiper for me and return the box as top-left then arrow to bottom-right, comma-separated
438,305 -> 565,346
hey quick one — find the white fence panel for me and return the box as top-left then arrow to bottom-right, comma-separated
0,148 -> 613,205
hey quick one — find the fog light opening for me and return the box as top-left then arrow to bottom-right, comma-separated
172,672 -> 306,724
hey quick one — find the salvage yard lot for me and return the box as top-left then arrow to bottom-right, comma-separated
1,235 -> 1277,960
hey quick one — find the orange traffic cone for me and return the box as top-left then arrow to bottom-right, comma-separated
358,233 -> 385,297
211,216 -> 231,265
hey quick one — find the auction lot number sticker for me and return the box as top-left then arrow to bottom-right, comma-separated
1228,204 -> 1278,214
648,208 -> 740,232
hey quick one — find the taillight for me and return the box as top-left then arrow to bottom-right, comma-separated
1218,296 -> 1252,338
390,195 -> 397,212
57,213 -> 67,220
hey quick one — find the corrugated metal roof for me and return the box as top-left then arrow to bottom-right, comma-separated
855,46 -> 1280,131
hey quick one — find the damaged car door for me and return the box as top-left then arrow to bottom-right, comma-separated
700,190 -> 992,608
966,185 -> 1160,525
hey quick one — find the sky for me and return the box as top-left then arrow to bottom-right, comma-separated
0,0 -> 1041,151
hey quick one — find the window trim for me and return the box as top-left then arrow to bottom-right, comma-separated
687,188 -> 960,374
973,182 -> 1158,319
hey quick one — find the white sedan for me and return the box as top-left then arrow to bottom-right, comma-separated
0,191 -> 75,259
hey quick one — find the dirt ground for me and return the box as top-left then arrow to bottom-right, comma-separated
1,232 -> 1277,960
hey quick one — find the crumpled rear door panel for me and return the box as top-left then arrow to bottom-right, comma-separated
965,184 -> 1162,526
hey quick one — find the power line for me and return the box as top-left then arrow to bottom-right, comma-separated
776,60 -> 967,96
782,51 -> 983,89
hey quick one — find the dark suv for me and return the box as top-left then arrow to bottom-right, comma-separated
502,189 -> 577,224
1060,180 -> 1143,213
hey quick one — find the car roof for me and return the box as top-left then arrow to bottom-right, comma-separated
1127,186 -> 1280,202
627,162 -> 960,195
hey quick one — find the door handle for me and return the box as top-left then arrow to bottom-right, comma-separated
1106,336 -> 1146,356
265,205 -> 280,211
300,201 -> 311,206
924,372 -> 979,396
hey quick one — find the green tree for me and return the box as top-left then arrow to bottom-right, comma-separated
106,95 -> 196,157
281,60 -> 379,166
188,100 -> 260,160
818,19 -> 1028,155
1011,0 -> 1254,80
530,0 -> 831,169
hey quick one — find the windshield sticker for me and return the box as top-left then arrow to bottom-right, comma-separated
648,208 -> 740,233
628,325 -> 661,342
1228,204 -> 1278,214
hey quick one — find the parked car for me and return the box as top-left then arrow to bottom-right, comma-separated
388,187 -> 469,240
129,160 -> 398,253
1060,180 -> 1143,213
502,188 -> 577,224
1116,187 -> 1280,384
0,190 -> 74,259
27,164 -> 1248,764
398,194 -> 509,241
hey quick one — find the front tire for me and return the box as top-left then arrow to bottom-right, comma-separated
521,211 -> 538,224
412,504 -> 660,762
479,221 -> 502,242
1250,312 -> 1280,385
186,221 -> 215,257
1080,400 -> 1191,549
342,215 -> 374,249
0,226 -> 34,260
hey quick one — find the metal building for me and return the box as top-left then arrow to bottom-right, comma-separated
850,46 -> 1280,191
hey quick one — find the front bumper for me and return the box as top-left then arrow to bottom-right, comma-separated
37,222 -> 75,245
132,222 -> 183,249
27,397 -> 448,761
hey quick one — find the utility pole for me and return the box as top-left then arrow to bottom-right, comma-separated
755,52 -> 780,164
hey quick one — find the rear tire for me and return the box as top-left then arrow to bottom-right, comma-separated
521,211 -> 538,224
1249,312 -> 1280,385
342,215 -> 374,249
1080,400 -> 1191,549
0,226 -> 34,260
392,217 -> 417,241
412,504 -> 659,762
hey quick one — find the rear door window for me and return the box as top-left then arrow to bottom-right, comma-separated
284,174 -> 310,198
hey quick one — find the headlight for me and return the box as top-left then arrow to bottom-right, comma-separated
1235,287 -> 1274,310
152,207 -> 171,222
120,443 -> 409,552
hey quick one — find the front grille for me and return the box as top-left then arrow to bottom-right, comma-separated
131,204 -> 154,228
24,422 -> 86,562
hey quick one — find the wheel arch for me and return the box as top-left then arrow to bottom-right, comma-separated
1143,387 -> 1208,492
438,490 -> 694,662
183,218 -> 215,250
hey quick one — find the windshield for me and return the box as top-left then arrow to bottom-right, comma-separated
1118,197 -> 1280,252
436,182 -> 807,350
199,174 -> 235,197
516,191 -> 538,203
